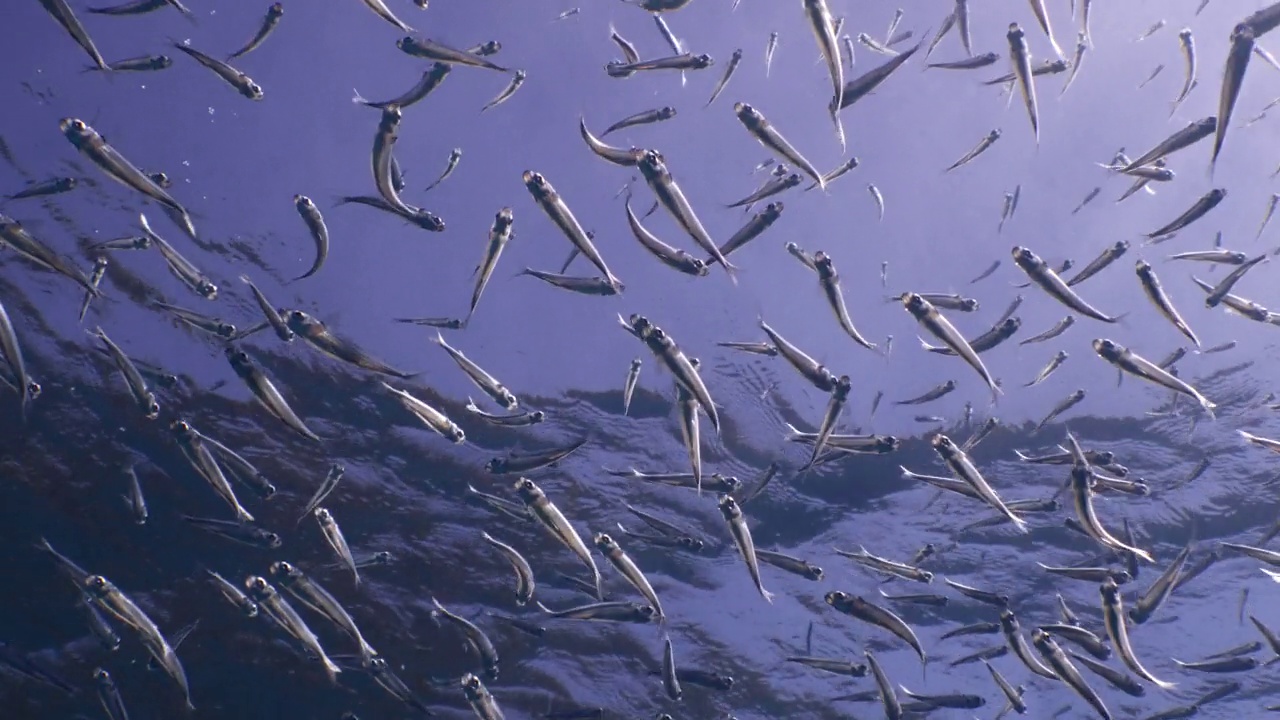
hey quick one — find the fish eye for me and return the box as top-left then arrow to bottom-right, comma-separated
27,381 -> 41,398
147,401 -> 161,417
267,534 -> 282,548
529,411 -> 545,422
72,119 -> 86,131
93,668 -> 109,681
808,568 -> 824,581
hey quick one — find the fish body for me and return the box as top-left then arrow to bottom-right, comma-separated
90,327 -> 159,419
826,592 -> 926,665
172,43 -> 263,99
381,382 -> 464,442
246,576 -> 341,681
525,171 -> 622,288
594,533 -> 664,617
1025,350 -> 1069,386
904,294 -> 1000,397
1007,24 -> 1040,142
519,268 -> 619,296
1067,241 -> 1129,286
1061,32 -> 1089,96
1032,630 -> 1111,719
929,52 -> 1000,70
1122,117 -> 1216,171
720,495 -> 773,603
759,319 -> 838,391
1101,578 -> 1176,688
84,575 -> 192,707
804,0 -> 846,149
606,53 -> 712,77
734,103 -> 825,191
397,36 -> 510,71
0,299 -> 30,420
291,195 -> 329,281
602,107 -> 677,137
228,3 -> 284,60
353,63 -> 451,110
481,70 -> 527,112
515,478 -> 603,601
1213,24 -> 1255,170
839,41 -> 923,110
39,0 -> 108,70
226,348 -> 319,441
624,200 -> 707,276
1013,247 -> 1119,321
1135,260 -> 1199,346
288,310 -> 416,378
946,129 -> 1001,172
707,48 -> 743,105
815,253 -> 877,350
1147,189 -> 1226,239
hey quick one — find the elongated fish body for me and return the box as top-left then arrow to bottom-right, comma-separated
675,364 -> 703,494
246,576 -> 341,682
621,358 -> 642,416
315,508 -> 359,588
1032,630 -> 1112,719
955,0 -> 972,55
1069,649 -> 1146,696
39,0 -> 108,71
934,435 -> 1026,531
462,674 -> 504,720
1135,261 -> 1199,346
947,129 -> 1001,171
895,380 -> 956,405
1171,249 -> 1246,264
481,70 -> 526,112
1025,350 -> 1069,386
432,598 -> 500,678
228,3 -> 283,60
6,176 -> 77,201
1122,117 -> 1216,171
595,533 -> 664,617
83,575 -> 192,708
397,37 -> 510,71
707,48 -> 743,106
90,327 -> 158,419
225,348 -> 319,441
1021,317 -> 1075,346
1101,578 -> 1176,689
928,52 -> 999,70
1034,389 -> 1085,432
707,202 -> 783,263
579,118 -> 643,167
193,430 -> 276,499
60,119 -> 196,240
1007,24 -> 1040,143
238,276 -> 292,342
480,533 -> 534,606
759,319 -> 838,391
138,214 -> 216,299
1172,29 -> 1197,112
1201,253 -> 1267,307
171,421 -> 254,522
335,195 -> 445,231
904,294 -> 999,398
435,332 -> 516,409
720,496 -> 773,603
353,63 -> 451,110
360,0 -> 412,31
1013,247 -> 1119,322
423,148 -> 462,192
868,184 -> 885,220
1067,463 -> 1155,562
466,208 -> 515,322
839,41 -> 923,110
765,32 -> 779,76
1095,339 -> 1214,417
924,12 -> 957,61
998,609 -> 1058,679
1147,188 -> 1226,239
380,382 -> 464,442
971,259 -> 1001,284
520,268 -> 619,295
805,376 -> 852,468
524,171 -> 622,288
734,104 -> 826,190
606,53 -> 712,77
515,478 -> 602,600
815,253 -> 877,350
727,173 -> 800,208
985,661 -> 1027,713
859,33 -> 899,56
1061,33 -> 1088,96
272,563 -> 378,666
1213,24 -> 1255,170
826,592 -> 925,667
287,311 -> 415,378
804,0 -> 845,150
78,256 -> 109,322
1067,241 -> 1128,286
626,314 -> 720,432
291,195 -> 328,281
638,151 -> 736,281
624,200 -> 707,276
603,106 -> 676,137
172,43 -> 263,99
0,298 -> 29,420
370,107 -> 418,219
1027,0 -> 1063,58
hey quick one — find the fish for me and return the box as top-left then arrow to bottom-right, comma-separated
673,357 -> 704,493
594,533 -> 664,618
924,12 -> 957,61
727,173 -> 801,208
720,495 -> 772,603
182,515 -> 281,549
238,276 -> 292,343
76,256 -> 109,323
970,260 -> 1001,284
859,33 -> 899,56
813,252 -> 878,351
352,63 -> 451,110
904,294 -> 1000,398
1138,64 -> 1166,91
1021,317 -> 1075,346
554,7 -> 579,21
1026,0 -> 1063,58
92,669 -> 125,719
382,382 -> 464,443
1147,188 -> 1226,240
947,129 -> 1002,171
895,380 -> 956,406
289,195 -> 329,282
804,0 -> 846,149
1061,32 -> 1089,96
625,313 -> 722,433
868,184 -> 885,220
435,331 -> 517,410
1013,247 -> 1120,322
1121,117 -> 1216,171
834,545 -> 933,583
515,477 -> 603,601
734,104 -> 826,190
1025,350 -> 1069,386
89,327 -> 159,420
481,532 -> 535,606
424,148 -> 463,192
298,464 -> 344,524
1101,577 -> 1176,688
802,375 -> 852,469
83,574 -> 193,707
172,42 -> 263,100
1257,193 -> 1280,241
624,200 -> 707,276
464,207 -> 515,323
39,0 -> 108,71
519,269 -> 619,296
759,318 -> 838,392
1171,29 -> 1197,114
334,195 -> 445,231
536,599 -> 655,623
839,41 -> 923,110
228,4 -> 284,61
1067,460 -> 1156,562
138,214 -> 216,299
826,592 -> 926,665
0,298 -> 30,421
315,508 -> 359,588
1006,23 -> 1040,143
369,107 -> 419,220
245,575 -> 341,682
606,53 -> 713,77
1072,187 -> 1102,215
1034,389 -> 1086,433
60,119 -> 196,240
603,107 -> 677,137
1212,23 -> 1255,170
765,31 -> 779,76
1032,629 -> 1112,720
706,48 -> 743,106
396,36 -> 510,71
805,157 -> 860,191
934,435 -> 1026,530
928,52 -> 1000,70
755,549 -> 823,580
651,14 -> 687,86
481,70 -> 527,113
1066,241 -> 1128,286
524,171 -> 623,289
706,202 -> 785,264
1135,260 -> 1199,346
225,347 -> 319,441
5,176 -> 77,201
1199,253 -> 1267,307
578,119 -> 643,167
286,311 -> 415,379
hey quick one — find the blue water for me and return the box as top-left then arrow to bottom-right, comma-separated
3,0 -> 1280,718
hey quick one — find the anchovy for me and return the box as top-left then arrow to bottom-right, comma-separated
352,63 -> 451,110
1135,260 -> 1199,346
298,464 -> 344,524
335,195 -> 445,231
814,252 -> 877,351
1147,188 -> 1227,240
834,545 -> 932,583
805,156 -> 860,191
182,514 -> 280,549
895,380 -> 956,406
788,424 -> 899,454
225,347 -> 319,441
482,533 -> 535,606
1065,241 -> 1128,287
826,592 -> 926,665
929,52 -> 999,70
519,268 -> 619,296
755,549 -> 823,580
970,260 -> 1001,285
674,359 -> 703,493
1033,630 -> 1112,719
608,22 -> 641,75
619,357 -> 642,416
622,314 -> 719,431
60,118 -> 196,239
934,435 -> 1026,531
1072,187 -> 1102,216
946,129 -> 1002,172
606,52 -> 713,77
859,33 -> 899,56
5,176 -> 77,201
1069,650 -> 1147,697
368,107 -> 420,220
1006,24 -> 1040,142
1258,193 -> 1280,242
602,107 -> 677,137
840,41 -> 923,110
765,32 -> 779,76
805,0 -> 846,148
707,48 -> 743,106
578,119 -> 643,167
1024,350 -> 1069,387
1061,33 -> 1089,97
1203,252 -> 1268,308
381,382 -> 464,442
1122,116 -> 1217,172
1212,24 -> 1255,170
1101,577 -> 1176,689
786,655 -> 868,677
1138,63 -> 1166,89
524,171 -> 622,288
905,294 -> 1000,397
1021,319 -> 1075,351
999,609 -> 1058,679
397,35 -> 514,71
595,533 -> 664,617
868,183 -> 885,220
720,495 -> 772,602
481,70 -> 526,112
1068,461 -> 1156,561
39,0 -> 109,70
315,508 -> 359,588
0,298 -> 31,421
83,574 -> 193,707
422,148 -> 463,193
707,202 -> 784,263
734,103 -> 825,190
1032,389 -> 1085,432
1013,246 -> 1120,322
172,42 -> 263,99
434,331 -> 517,410
727,173 -> 801,208
624,200 -> 707,276
89,326 -> 159,420
288,310 -> 416,378
759,318 -> 838,391
536,599 -> 655,623
246,575 -> 340,682
515,478 -> 602,600
75,255 -> 109,323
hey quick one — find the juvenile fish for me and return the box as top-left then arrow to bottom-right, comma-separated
815,252 -> 877,351
895,380 -> 956,406
172,42 -> 263,99
934,435 -> 1026,531
381,382 -> 464,442
396,36 -> 510,71
868,184 -> 885,220
482,532 -> 535,606
1122,116 -> 1217,172
765,32 -> 779,76
525,171 -> 622,288
603,107 -> 677,137
904,294 -> 1000,397
946,129 -> 1001,172
624,200 -> 707,276
226,347 -> 319,441
706,202 -> 784,263
826,592 -> 926,665
1021,317 -> 1075,347
1061,32 -> 1089,97
606,53 -> 713,77
1135,260 -> 1199,346
706,48 -> 743,106
138,214 -> 216,300
289,310 -> 416,378
1025,350 -> 1069,386
1007,24 -> 1040,143
1032,629 -> 1112,719
759,318 -> 838,391
1147,188 -> 1226,240
726,173 -> 801,208
352,63 -> 451,110
1212,24 -> 1255,170
89,326 -> 159,420
734,104 -> 825,190
246,575 -> 340,682
1067,241 -> 1129,286
720,495 -> 772,603
39,0 -> 109,71
516,478 -> 602,601
480,70 -> 526,113
1014,246 -> 1120,322
929,52 -> 999,70
520,269 -> 619,296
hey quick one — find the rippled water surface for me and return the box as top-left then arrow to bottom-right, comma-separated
5,0 -> 1280,718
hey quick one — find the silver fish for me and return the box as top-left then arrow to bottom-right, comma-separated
515,477 -> 602,601
432,600 -> 499,678
955,0 -> 972,55
904,294 -> 1000,398
0,297 -> 30,420
290,195 -> 328,282
1149,188 -> 1227,240
225,347 -> 318,441
1068,460 -> 1156,561
83,574 -> 193,707
603,106 -> 677,137
868,183 -> 885,220
928,52 -> 1000,70
859,33 -> 899,56
1101,577 -> 1176,688
594,533 -> 664,617
1122,117 -> 1216,172
89,326 -> 158,420
1213,24 -> 1255,170
298,464 -> 344,524
623,314 -> 720,432
1032,629 -> 1112,719
675,357 -> 703,493
765,31 -> 779,76
734,103 -> 825,190
315,507 -> 359,588
605,52 -> 713,77
815,252 -> 877,351
1072,187 -> 1102,215
624,200 -> 707,276
1007,23 -> 1040,143
40,0 -> 109,70
435,332 -> 517,410
290,310 -> 416,378
138,214 -> 216,299
621,358 -> 642,415
1026,0 -> 1063,58
352,63 -> 451,110
396,37 -> 510,71
934,435 -> 1026,531
1066,240 -> 1128,286
468,207 -> 514,322
172,42 -> 263,99
759,318 -> 838,391
970,259 -> 1001,283
381,382 -> 464,442
804,0 -> 846,150
727,172 -> 801,208
895,380 -> 956,406
1034,389 -> 1086,433
1172,29 -> 1197,114
707,48 -> 743,106
239,275 -> 293,342
1257,193 -> 1280,241
1025,350 -> 1069,386
519,268 -> 620,296
1061,32 -> 1089,97
481,532 -> 535,606
1013,246 -> 1119,322
462,673 -> 504,720
804,375 -> 852,468
171,421 -> 254,522
228,3 -> 284,60
524,170 -> 622,288
246,575 -> 340,682
481,70 -> 526,113
370,107 -> 417,218
946,129 -> 1001,172
60,119 -> 195,239
720,495 -> 773,603
638,150 -> 735,281
424,148 -> 463,192
924,12 -> 957,61
578,118 -> 642,167
77,255 -> 109,323
1135,260 -> 1199,346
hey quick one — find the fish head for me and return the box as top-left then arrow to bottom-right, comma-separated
943,380 -> 958,390
1099,576 -> 1120,598
1209,188 -> 1228,202
1092,338 -> 1120,359
268,560 -> 296,578
764,201 -> 785,219
1110,569 -> 1133,584
485,457 -> 506,473
59,118 -> 95,145
691,54 -> 714,68
733,102 -> 758,122
143,395 -> 161,420
1030,629 -> 1052,649
1179,28 -> 1192,40
902,293 -> 928,315
999,609 -> 1018,629
824,590 -> 850,607
84,575 -> 111,596
242,81 -> 265,101
717,494 -> 741,518
293,194 -> 312,209
372,551 -> 393,564
637,604 -> 658,621
1001,317 -> 1021,333
593,533 -> 617,551
93,668 -> 111,684
930,434 -> 954,451
314,507 -> 333,524
677,535 -> 704,552
268,3 -> 284,16
522,170 -> 549,194
379,104 -> 403,127
264,532 -> 283,549
226,346 -> 250,364
494,207 -> 514,228
25,380 -> 41,399
245,575 -> 270,593
460,673 -> 482,695
805,565 -> 824,581
169,419 -> 196,439
960,298 -> 980,312
1010,246 -> 1038,267
1007,23 -> 1025,41
835,375 -> 853,394
147,172 -> 172,188
513,477 -> 541,500
499,390 -> 518,410
152,55 -> 174,70
478,41 -> 501,55
213,322 -> 237,339
197,280 -> 218,299
731,48 -> 744,61
657,106 -> 678,120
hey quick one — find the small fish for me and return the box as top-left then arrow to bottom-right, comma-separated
1014,246 -> 1120,322
39,0 -> 109,71
315,508 -> 359,588
515,478 -> 603,601
928,52 -> 1000,70
1198,253 -> 1267,307
1213,23 -> 1256,171
381,382 -> 464,442
335,195 -> 445,231
481,532 -> 535,606
765,32 -> 779,76
1021,317 -> 1075,347
172,42 -> 263,100
595,533 -> 664,618
76,256 -> 109,323
182,515 -> 281,549
804,0 -> 846,149
1061,32 -> 1089,97
904,294 -> 1000,398
1066,240 -> 1129,286
1135,260 -> 1199,346
290,195 -> 329,282
840,40 -> 923,110
89,327 -> 159,419
481,70 -> 526,113
1171,29 -> 1197,114
525,171 -> 622,288
1101,577 -> 1176,688
1032,629 -> 1112,719
1257,193 -> 1280,241
1072,187 -> 1102,215
707,48 -> 743,106
435,331 -> 517,410
290,310 -> 415,378
298,464 -> 344,524
138,214 -> 216,299
924,12 -> 957,61
826,592 -> 926,666
396,36 -> 509,71
0,298 -> 31,420
519,269 -> 619,296
5,176 -> 77,201
895,380 -> 957,406
602,107 -> 677,137
934,435 -> 1025,531
228,3 -> 284,61
1007,24 -> 1040,143
1067,459 -> 1156,562
424,148 -> 463,192
759,318 -> 838,391
1034,389 -> 1086,432
727,172 -> 801,208
858,33 -> 899,56
1025,350 -> 1069,386
720,495 -> 772,603
815,253 -> 878,351
1138,19 -> 1166,42
352,63 -> 451,110
970,260 -> 1001,284
624,200 -> 707,276
554,7 -> 579,21
246,576 -> 340,682
946,129 -> 1001,172
734,104 -> 826,190
868,184 -> 885,220
1123,116 -> 1217,172
605,52 -> 713,77
225,347 -> 318,441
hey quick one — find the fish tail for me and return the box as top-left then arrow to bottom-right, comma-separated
350,88 -> 371,106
